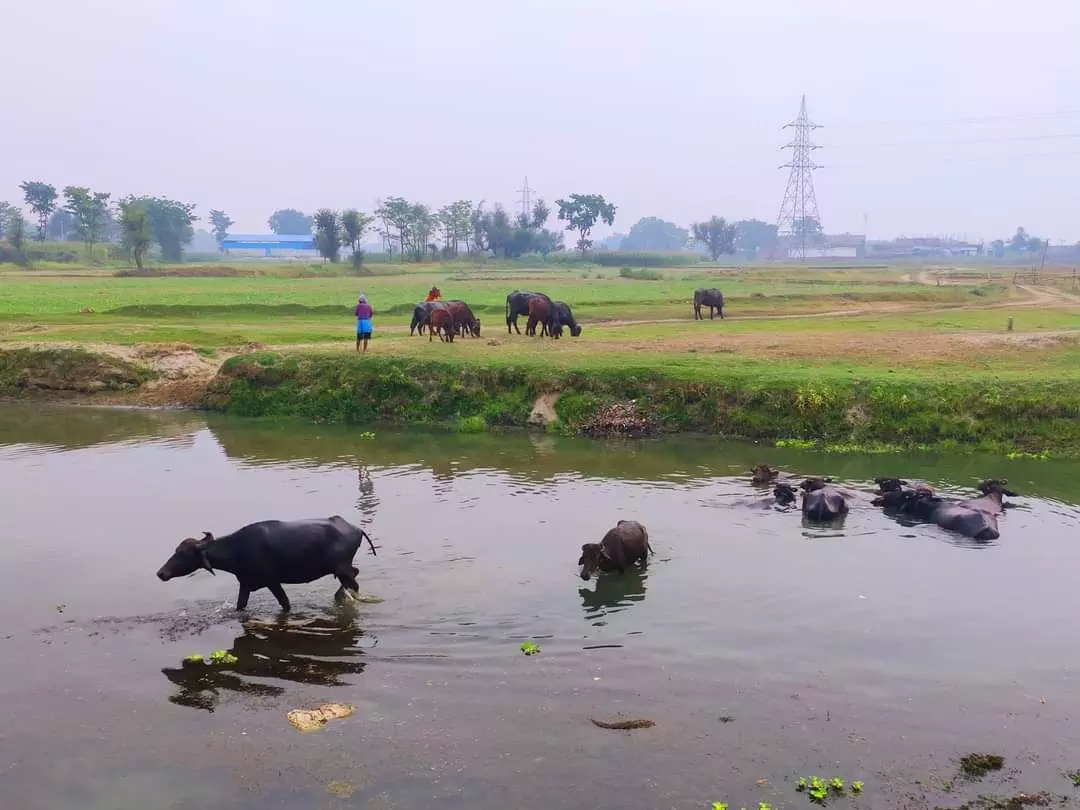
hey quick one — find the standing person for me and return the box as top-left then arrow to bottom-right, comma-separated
354,294 -> 374,353
425,285 -> 441,303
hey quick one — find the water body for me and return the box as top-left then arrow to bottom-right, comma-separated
1,404 -> 1080,810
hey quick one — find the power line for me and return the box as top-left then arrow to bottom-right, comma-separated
827,148 -> 1080,169
827,131 -> 1080,149
832,108 -> 1080,129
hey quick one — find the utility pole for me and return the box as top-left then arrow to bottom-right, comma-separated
775,96 -> 823,262
517,176 -> 533,219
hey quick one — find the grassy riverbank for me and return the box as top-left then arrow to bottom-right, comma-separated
195,351 -> 1080,455
0,261 -> 1078,455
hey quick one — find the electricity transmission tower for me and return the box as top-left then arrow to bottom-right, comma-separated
517,176 -> 534,218
775,95 -> 823,261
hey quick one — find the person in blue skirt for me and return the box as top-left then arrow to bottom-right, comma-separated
354,294 -> 374,353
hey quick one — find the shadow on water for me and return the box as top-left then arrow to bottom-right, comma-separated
579,569 -> 648,626
161,613 -> 371,712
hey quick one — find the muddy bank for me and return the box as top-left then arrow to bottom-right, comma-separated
3,347 -> 1080,456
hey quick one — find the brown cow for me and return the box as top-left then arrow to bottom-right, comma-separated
445,300 -> 480,337
526,297 -> 554,337
428,307 -> 456,342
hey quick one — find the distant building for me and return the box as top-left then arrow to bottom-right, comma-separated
221,233 -> 316,257
867,237 -> 983,259
780,232 -> 866,259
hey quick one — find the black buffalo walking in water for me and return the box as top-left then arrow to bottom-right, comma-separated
578,520 -> 653,580
693,288 -> 725,320
156,516 -> 377,612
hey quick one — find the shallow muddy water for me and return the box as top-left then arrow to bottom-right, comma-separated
2,405 -> 1080,810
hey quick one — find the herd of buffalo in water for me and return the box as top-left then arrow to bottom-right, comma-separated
407,287 -> 727,342
750,463 -> 1018,541
155,462 -> 1016,614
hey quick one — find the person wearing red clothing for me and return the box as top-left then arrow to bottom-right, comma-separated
425,286 -> 441,303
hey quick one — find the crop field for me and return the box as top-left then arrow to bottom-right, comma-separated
0,262 -> 1078,387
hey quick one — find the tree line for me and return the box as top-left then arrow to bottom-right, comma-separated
0,180 -> 215,269
281,193 -> 620,265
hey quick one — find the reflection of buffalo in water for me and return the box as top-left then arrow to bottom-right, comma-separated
161,615 -> 370,712
580,568 -> 648,619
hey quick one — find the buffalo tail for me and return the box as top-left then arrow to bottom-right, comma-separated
361,529 -> 377,556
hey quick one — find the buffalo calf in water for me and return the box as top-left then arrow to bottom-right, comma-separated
579,520 -> 653,580
156,516 -> 377,612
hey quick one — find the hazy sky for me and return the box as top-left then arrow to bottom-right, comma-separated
3,0 -> 1078,242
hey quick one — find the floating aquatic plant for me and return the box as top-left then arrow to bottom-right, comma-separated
520,641 -> 540,656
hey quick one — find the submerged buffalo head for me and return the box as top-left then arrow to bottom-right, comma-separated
799,477 -> 832,493
752,464 -> 779,485
977,479 -> 1018,497
773,483 -> 797,505
157,532 -> 215,581
874,477 -> 908,493
578,542 -> 606,580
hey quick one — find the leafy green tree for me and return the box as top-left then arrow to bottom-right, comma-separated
792,216 -> 824,244
314,209 -> 342,262
340,209 -> 374,257
19,181 -> 58,242
209,209 -> 234,250
555,193 -> 616,256
268,208 -> 313,234
733,219 -> 778,258
63,186 -> 112,257
0,202 -> 21,239
118,199 -> 154,271
621,217 -> 688,252
1008,227 -> 1029,251
125,197 -> 197,262
691,216 -> 737,261
6,209 -> 28,256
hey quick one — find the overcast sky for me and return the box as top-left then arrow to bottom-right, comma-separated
3,0 -> 1078,242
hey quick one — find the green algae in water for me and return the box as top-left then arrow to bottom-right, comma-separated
520,641 -> 540,656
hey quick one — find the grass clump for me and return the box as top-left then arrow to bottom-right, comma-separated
618,266 -> 664,280
796,775 -> 861,805
960,753 -> 1005,779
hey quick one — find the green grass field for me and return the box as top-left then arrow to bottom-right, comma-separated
0,261 -> 1077,386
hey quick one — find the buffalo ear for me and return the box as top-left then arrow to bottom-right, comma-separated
577,555 -> 585,566
197,532 -> 215,575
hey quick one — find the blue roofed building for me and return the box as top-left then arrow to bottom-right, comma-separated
221,233 -> 316,257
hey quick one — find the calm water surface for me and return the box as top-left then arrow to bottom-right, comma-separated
2,404 -> 1080,810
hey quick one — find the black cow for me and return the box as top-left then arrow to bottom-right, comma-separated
505,290 -> 550,334
410,302 -> 435,336
156,516 -> 377,612
549,301 -> 582,338
693,288 -> 725,320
